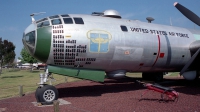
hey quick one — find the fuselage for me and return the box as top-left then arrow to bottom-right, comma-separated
23,13 -> 200,73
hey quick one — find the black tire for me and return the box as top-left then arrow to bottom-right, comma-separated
35,87 -> 41,102
35,85 -> 58,105
153,73 -> 163,82
142,73 -> 151,80
195,71 -> 200,80
142,72 -> 163,82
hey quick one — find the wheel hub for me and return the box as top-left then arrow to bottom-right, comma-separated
43,89 -> 55,102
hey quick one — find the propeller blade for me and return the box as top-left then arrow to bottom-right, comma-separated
174,2 -> 200,26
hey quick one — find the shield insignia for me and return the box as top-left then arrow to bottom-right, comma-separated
87,30 -> 112,53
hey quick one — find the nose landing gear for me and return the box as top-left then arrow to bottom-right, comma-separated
35,85 -> 58,105
35,69 -> 59,105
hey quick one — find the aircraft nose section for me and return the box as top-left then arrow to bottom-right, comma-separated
23,22 -> 52,63
22,23 -> 37,56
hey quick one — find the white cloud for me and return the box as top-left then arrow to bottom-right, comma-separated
0,26 -> 19,33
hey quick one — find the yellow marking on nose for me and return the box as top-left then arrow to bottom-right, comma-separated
65,35 -> 71,38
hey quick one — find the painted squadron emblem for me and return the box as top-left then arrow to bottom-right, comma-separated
87,30 -> 112,53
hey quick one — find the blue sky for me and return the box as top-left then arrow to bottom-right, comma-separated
0,0 -> 200,59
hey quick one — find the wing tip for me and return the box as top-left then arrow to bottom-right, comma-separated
174,2 -> 178,6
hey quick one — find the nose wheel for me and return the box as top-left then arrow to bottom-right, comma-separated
35,85 -> 58,105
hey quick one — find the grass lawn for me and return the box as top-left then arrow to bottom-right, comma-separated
167,72 -> 180,76
0,68 -> 80,100
126,72 -> 179,78
0,68 -> 180,100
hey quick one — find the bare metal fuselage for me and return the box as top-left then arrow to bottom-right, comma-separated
23,4 -> 200,105
47,14 -> 200,72
24,14 -> 200,73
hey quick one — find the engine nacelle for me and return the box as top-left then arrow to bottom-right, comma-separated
106,70 -> 126,79
182,71 -> 197,80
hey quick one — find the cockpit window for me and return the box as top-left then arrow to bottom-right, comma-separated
61,14 -> 70,17
49,15 -> 59,19
51,19 -> 62,25
74,17 -> 84,24
37,21 -> 50,28
42,21 -> 50,26
63,18 -> 73,24
37,23 -> 43,28
36,18 -> 48,23
25,31 -> 35,46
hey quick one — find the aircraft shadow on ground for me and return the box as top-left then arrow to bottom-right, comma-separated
158,78 -> 200,96
139,98 -> 176,103
58,78 -> 144,98
57,77 -> 200,98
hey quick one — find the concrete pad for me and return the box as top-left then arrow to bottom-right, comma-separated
32,99 -> 71,107
0,108 -> 6,112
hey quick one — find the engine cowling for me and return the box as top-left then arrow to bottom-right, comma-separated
106,70 -> 126,79
182,71 -> 197,80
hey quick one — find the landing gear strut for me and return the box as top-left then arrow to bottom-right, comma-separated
35,69 -> 59,105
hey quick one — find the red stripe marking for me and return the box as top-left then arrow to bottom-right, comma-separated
152,35 -> 161,67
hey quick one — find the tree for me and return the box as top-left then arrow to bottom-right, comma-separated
0,38 -> 16,74
20,47 -> 38,71
18,57 -> 25,64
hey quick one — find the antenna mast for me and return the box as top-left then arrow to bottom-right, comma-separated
30,12 -> 46,23
170,17 -> 173,26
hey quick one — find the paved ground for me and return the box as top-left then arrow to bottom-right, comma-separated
1,77 -> 200,112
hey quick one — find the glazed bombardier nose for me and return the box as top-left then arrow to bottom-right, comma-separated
22,23 -> 37,55
23,22 -> 52,63
23,15 -> 53,63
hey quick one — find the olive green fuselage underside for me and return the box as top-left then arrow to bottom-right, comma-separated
48,65 -> 105,82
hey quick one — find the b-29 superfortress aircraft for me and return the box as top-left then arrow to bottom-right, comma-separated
23,2 -> 200,104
